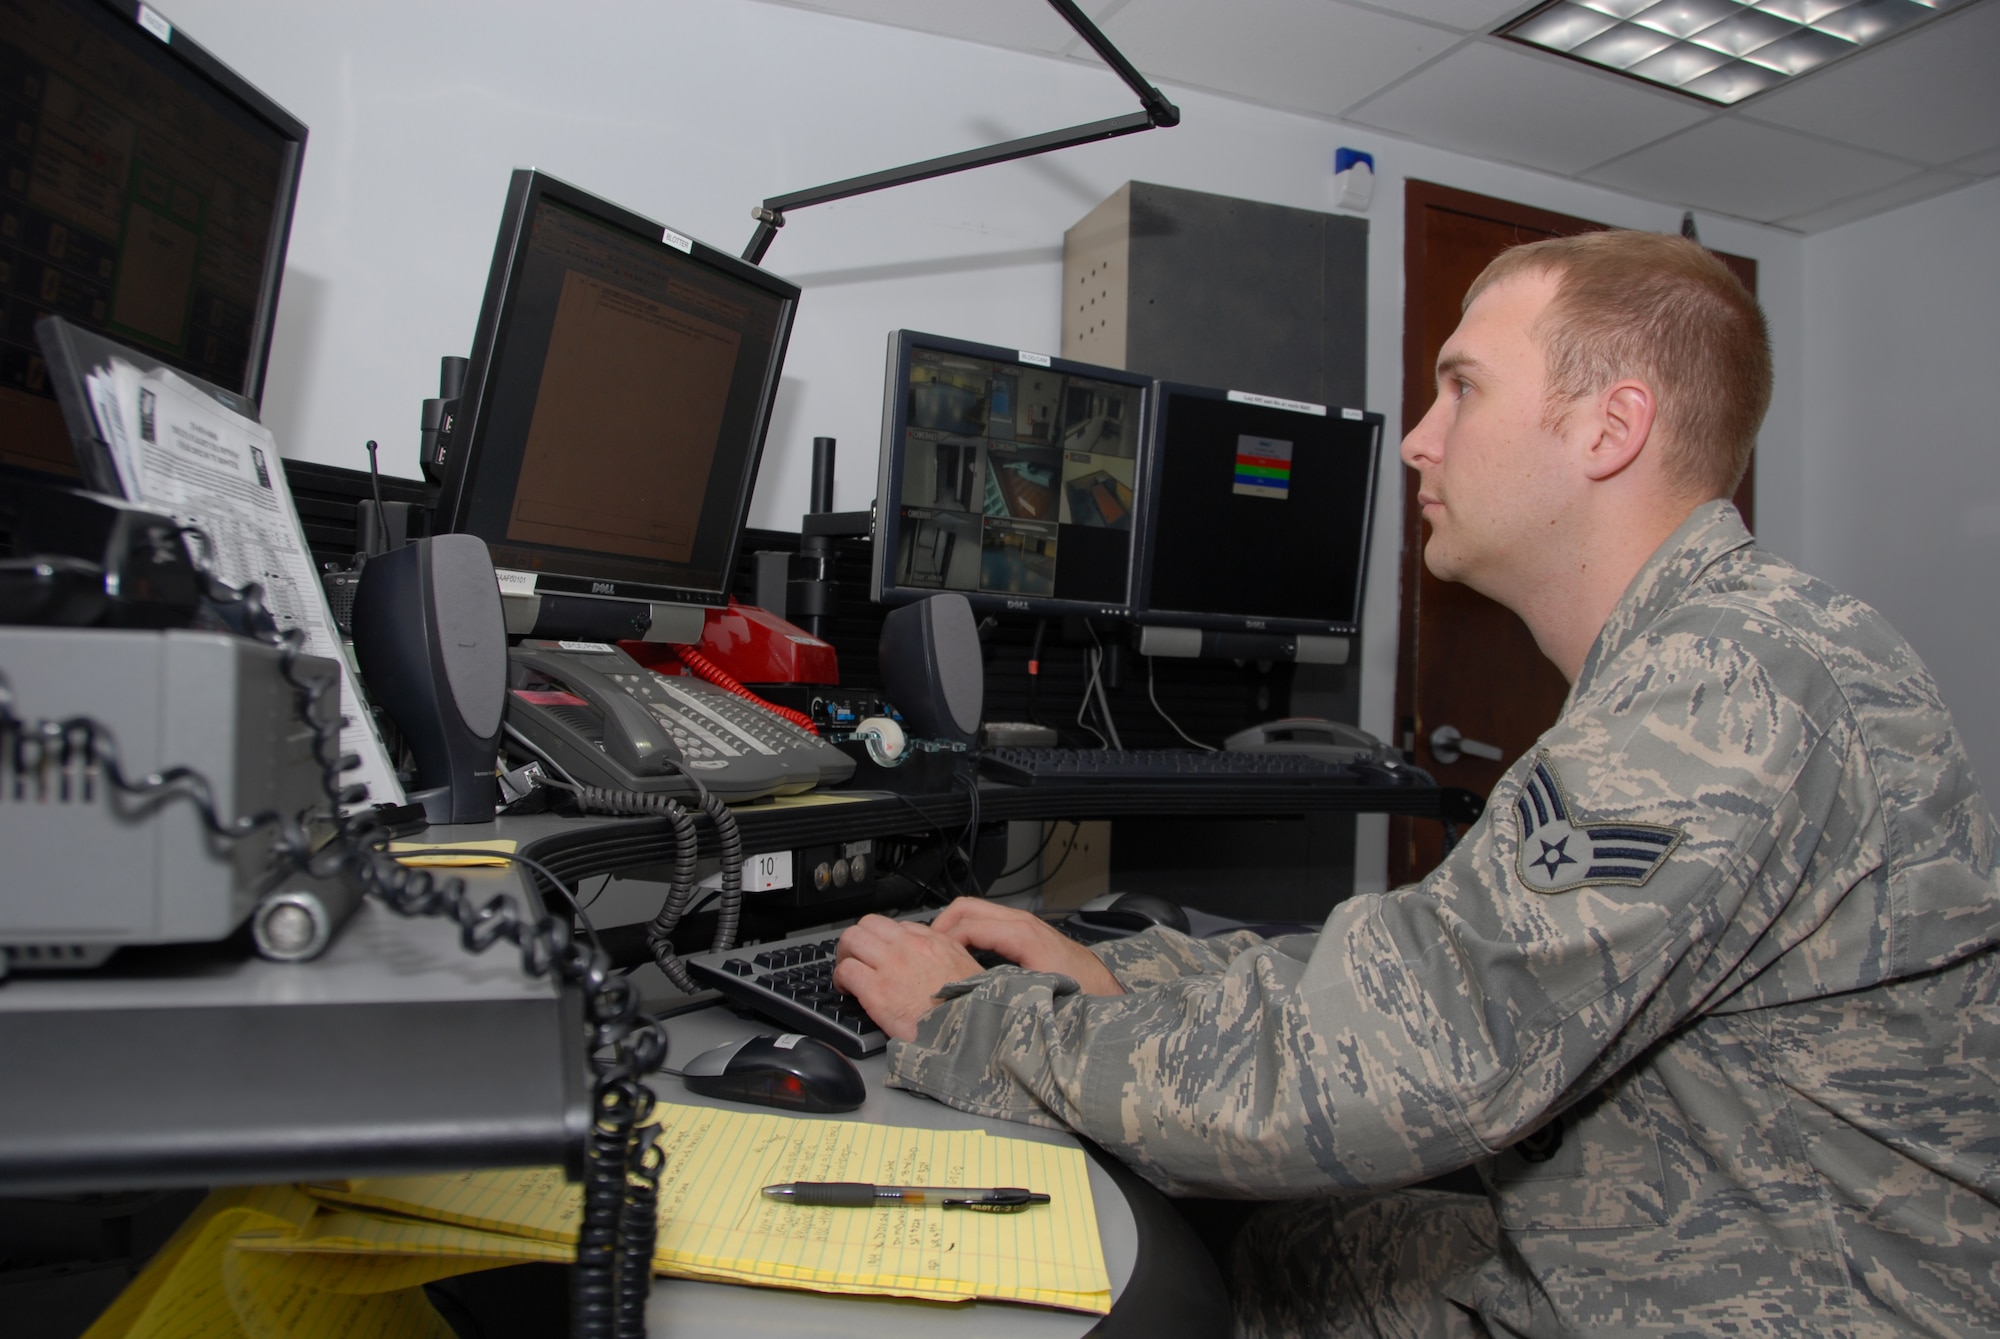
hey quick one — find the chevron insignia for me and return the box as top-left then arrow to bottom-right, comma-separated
1514,754 -> 1683,894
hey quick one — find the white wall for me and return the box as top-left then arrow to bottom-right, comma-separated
159,0 -> 1807,891
1800,177 -> 2000,786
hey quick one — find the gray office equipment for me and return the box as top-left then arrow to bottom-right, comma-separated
1062,181 -> 1368,409
0,627 -> 338,971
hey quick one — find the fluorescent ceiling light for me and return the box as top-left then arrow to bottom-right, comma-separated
1500,0 -> 1975,103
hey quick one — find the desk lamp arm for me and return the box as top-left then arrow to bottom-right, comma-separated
742,0 -> 1179,265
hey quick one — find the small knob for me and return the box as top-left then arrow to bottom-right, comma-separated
1429,724 -> 1504,767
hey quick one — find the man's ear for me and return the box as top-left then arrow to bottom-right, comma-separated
1579,380 -> 1657,482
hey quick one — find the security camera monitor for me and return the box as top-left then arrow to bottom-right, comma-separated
1,0 -> 306,485
872,330 -> 1149,618
437,170 -> 798,613
1134,382 -> 1383,638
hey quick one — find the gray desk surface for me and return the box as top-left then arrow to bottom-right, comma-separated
641,1006 -> 1139,1338
1,813 -> 1229,1335
0,866 -> 586,1195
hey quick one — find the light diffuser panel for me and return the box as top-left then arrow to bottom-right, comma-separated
1501,0 -> 1973,102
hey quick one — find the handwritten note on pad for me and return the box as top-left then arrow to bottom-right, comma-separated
317,1102 -> 1111,1312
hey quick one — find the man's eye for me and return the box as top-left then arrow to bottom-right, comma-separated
1451,377 -> 1472,399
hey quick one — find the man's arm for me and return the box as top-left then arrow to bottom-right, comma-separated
868,621 -> 1852,1198
833,901 -> 1317,1041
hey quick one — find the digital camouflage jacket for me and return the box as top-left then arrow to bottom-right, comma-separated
887,501 -> 2000,1336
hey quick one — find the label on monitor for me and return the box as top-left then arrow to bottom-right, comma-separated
1017,350 -> 1052,367
137,4 -> 172,41
1342,407 -> 1365,421
661,227 -> 693,254
1227,389 -> 1326,417
495,567 -> 539,595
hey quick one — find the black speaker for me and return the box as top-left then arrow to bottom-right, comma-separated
351,534 -> 507,824
878,593 -> 983,745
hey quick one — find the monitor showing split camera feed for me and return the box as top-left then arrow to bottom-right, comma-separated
871,330 -> 1151,618
436,170 -> 798,613
2,0 -> 306,481
1134,382 -> 1383,639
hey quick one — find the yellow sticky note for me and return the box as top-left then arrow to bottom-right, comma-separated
389,838 -> 518,868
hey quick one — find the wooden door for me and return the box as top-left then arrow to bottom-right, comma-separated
1389,182 -> 1756,885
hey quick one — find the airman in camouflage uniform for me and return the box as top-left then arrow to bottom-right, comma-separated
833,233 -> 2000,1336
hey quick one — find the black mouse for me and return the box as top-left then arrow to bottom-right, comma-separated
1075,891 -> 1191,935
681,1033 -> 866,1113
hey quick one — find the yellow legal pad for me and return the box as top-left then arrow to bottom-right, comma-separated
87,1107 -> 1109,1337
290,1103 -> 1109,1313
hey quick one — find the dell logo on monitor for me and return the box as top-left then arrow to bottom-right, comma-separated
592,581 -> 617,595
1006,599 -> 1029,611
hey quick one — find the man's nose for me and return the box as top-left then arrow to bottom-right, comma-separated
1401,394 -> 1443,469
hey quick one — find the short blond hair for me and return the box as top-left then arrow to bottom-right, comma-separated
1466,231 -> 1770,499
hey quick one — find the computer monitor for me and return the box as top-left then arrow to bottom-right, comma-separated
1133,381 -> 1383,647
436,170 -> 799,632
1,0 -> 306,482
871,330 -> 1151,619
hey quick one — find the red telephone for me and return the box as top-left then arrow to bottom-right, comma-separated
619,599 -> 836,735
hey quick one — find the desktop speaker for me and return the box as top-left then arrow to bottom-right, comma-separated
351,534 -> 507,824
878,593 -> 982,745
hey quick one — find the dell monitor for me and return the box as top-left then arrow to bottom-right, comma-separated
2,0 -> 305,485
871,330 -> 1151,619
436,170 -> 799,638
1133,382 -> 1383,659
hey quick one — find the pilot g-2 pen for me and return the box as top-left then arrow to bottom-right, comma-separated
762,1182 -> 1049,1211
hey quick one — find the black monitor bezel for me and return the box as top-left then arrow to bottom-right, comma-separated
870,328 -> 1153,620
17,0 -> 306,411
435,169 -> 800,612
1130,381 -> 1384,639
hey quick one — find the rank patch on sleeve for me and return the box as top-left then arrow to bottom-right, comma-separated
1514,754 -> 1682,894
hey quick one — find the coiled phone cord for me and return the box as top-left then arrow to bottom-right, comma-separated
551,780 -> 746,996
4,575 -> 676,1333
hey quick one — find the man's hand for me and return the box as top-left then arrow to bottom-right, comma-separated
831,915 -> 985,1042
932,898 -> 1124,998
832,901 -> 1127,1041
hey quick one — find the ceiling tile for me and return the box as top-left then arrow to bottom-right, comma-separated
1584,116 -> 1918,221
1345,40 -> 1710,174
1345,0 -> 1544,33
1736,0 -> 2000,166
1097,0 -> 1462,118
1777,168 -> 1977,232
761,0 -> 1091,54
1949,145 -> 2000,178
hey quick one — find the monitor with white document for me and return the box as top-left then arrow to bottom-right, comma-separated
33,314 -> 406,811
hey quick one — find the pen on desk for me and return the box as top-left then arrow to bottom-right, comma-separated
763,1182 -> 1050,1211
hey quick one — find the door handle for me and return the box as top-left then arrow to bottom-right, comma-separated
1429,724 -> 1504,766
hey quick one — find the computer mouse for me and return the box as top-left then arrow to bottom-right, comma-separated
681,1033 -> 866,1113
1075,891 -> 1191,935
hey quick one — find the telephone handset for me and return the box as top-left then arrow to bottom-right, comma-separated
511,643 -> 681,779
505,641 -> 850,803
1223,717 -> 1395,767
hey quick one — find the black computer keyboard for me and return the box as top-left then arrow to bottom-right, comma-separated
683,930 -> 886,1058
979,746 -> 1394,786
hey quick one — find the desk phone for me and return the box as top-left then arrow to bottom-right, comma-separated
506,641 -> 854,804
